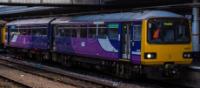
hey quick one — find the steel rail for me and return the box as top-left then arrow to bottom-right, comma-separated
0,55 -> 120,88
0,75 -> 31,88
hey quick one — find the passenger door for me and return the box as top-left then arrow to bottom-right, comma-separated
120,23 -> 132,60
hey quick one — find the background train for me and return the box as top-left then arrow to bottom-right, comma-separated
0,20 -> 6,52
2,10 -> 193,78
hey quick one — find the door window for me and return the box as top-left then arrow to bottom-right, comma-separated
133,25 -> 141,41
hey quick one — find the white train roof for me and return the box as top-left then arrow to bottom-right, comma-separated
51,17 -> 72,24
7,18 -> 55,26
7,10 -> 183,26
52,10 -> 183,24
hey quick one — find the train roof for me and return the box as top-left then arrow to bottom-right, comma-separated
7,18 -> 55,26
7,10 -> 183,26
52,10 -> 183,24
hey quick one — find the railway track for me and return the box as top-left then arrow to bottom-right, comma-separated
0,75 -> 31,88
0,54 -> 196,88
0,55 -> 123,88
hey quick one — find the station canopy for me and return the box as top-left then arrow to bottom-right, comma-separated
0,0 -> 197,19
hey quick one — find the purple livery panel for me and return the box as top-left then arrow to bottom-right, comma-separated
54,37 -> 118,60
54,37 -> 141,64
10,35 -> 32,49
10,35 -> 49,50
32,36 -> 49,50
131,55 -> 141,64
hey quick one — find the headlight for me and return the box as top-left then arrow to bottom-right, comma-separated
183,52 -> 192,58
147,54 -> 152,58
145,53 -> 157,59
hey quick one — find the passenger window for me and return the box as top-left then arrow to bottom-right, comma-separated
77,28 -> 80,38
107,28 -> 118,40
56,25 -> 79,38
133,25 -> 141,41
88,25 -> 96,38
64,29 -> 71,37
31,29 -> 47,36
98,25 -> 107,39
55,28 -> 63,37
19,29 -> 29,35
71,29 -> 77,37
80,25 -> 87,38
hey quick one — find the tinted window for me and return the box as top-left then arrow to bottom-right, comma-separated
133,25 -> 141,41
88,25 -> 96,38
107,28 -> 118,40
55,25 -> 77,37
80,25 -> 87,38
148,18 -> 190,44
31,29 -> 47,36
98,25 -> 107,39
71,29 -> 77,37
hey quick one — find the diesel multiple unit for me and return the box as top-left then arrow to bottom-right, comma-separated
1,10 -> 193,78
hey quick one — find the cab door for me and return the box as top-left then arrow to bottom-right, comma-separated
130,23 -> 142,64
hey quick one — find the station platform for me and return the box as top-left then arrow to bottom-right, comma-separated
190,53 -> 200,71
191,63 -> 200,71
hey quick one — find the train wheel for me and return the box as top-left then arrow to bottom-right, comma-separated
115,62 -> 132,79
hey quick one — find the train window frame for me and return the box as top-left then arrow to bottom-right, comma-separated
30,27 -> 48,36
55,27 -> 61,37
88,25 -> 97,38
55,25 -> 77,38
133,25 -> 141,41
147,18 -> 191,44
98,25 -> 107,39
71,29 -> 77,38
10,27 -> 20,35
19,29 -> 31,35
80,25 -> 88,38
9,27 -> 20,42
68,25 -> 78,38
107,27 -> 118,40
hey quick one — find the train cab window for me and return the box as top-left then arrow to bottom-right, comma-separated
80,25 -> 87,38
98,25 -> 107,39
88,25 -> 96,38
148,18 -> 190,44
133,25 -> 141,41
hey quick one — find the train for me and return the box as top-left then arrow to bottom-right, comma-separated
0,20 -> 6,52
1,10 -> 193,78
